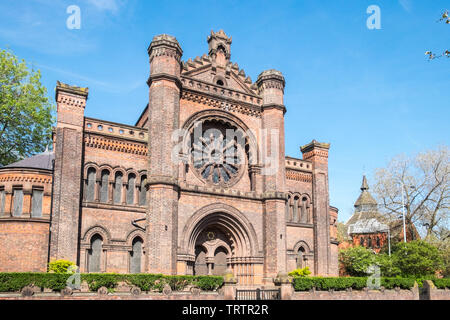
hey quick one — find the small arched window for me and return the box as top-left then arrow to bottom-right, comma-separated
139,175 -> 147,206
376,236 -> 381,248
88,234 -> 103,273
360,237 -> 365,246
130,237 -> 143,273
296,247 -> 305,269
368,237 -> 372,248
113,172 -> 123,204
86,168 -> 96,202
293,196 -> 300,222
285,194 -> 291,221
216,79 -> 224,86
100,170 -> 110,203
126,173 -> 136,205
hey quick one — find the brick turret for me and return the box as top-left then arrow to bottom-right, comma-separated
145,34 -> 183,274
257,69 -> 288,283
49,81 -> 88,264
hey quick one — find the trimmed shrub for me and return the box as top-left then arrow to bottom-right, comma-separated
48,260 -> 76,274
288,267 -> 311,277
293,276 -> 415,291
0,273 -> 223,293
433,278 -> 450,289
0,273 -> 70,292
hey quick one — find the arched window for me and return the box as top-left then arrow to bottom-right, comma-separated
130,237 -> 143,273
88,234 -> 103,273
376,236 -> 380,248
293,196 -> 300,222
194,246 -> 207,276
139,175 -> 147,206
296,247 -> 305,269
300,197 -> 310,223
100,170 -> 110,203
360,237 -> 365,246
212,247 -> 228,276
86,168 -> 96,202
113,172 -> 123,204
126,173 -> 136,205
368,237 -> 372,248
285,194 -> 291,221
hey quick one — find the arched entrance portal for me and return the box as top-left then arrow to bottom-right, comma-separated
182,204 -> 262,285
193,228 -> 231,276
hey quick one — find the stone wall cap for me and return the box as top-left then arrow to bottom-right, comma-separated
300,140 -> 331,153
56,81 -> 89,98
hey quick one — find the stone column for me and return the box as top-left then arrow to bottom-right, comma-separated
49,82 -> 88,264
145,34 -> 183,275
257,69 -> 288,284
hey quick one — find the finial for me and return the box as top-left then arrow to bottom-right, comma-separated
361,175 -> 369,191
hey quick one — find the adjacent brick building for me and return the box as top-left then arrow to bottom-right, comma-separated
0,30 -> 339,284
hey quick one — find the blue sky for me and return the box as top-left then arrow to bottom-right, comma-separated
1,0 -> 448,222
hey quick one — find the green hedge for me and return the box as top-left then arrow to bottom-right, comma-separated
293,277 -> 416,291
433,278 -> 450,289
0,273 -> 223,293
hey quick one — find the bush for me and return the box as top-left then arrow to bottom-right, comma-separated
288,267 -> 311,277
48,260 -> 76,274
339,246 -> 377,277
391,240 -> 444,277
433,278 -> 450,289
0,273 -> 70,292
0,273 -> 223,293
292,276 -> 416,291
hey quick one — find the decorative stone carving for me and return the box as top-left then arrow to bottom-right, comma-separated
97,286 -> 108,296
163,284 -> 172,295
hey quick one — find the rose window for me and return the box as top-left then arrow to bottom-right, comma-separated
190,120 -> 246,187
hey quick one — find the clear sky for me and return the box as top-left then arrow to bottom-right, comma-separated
1,0 -> 448,222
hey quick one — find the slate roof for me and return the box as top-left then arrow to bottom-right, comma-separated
3,149 -> 54,171
348,218 -> 389,235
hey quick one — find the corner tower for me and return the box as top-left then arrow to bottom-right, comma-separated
145,34 -> 183,274
257,69 -> 288,282
50,82 -> 88,263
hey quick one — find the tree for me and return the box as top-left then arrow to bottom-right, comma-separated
339,246 -> 400,277
0,49 -> 54,166
373,146 -> 449,239
425,10 -> 449,60
425,235 -> 450,277
391,240 -> 443,277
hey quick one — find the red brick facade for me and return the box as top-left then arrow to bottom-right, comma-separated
0,31 -> 338,283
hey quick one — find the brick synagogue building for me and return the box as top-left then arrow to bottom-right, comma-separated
0,30 -> 339,285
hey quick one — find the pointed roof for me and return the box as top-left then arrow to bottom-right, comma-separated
2,148 -> 54,171
354,175 -> 378,208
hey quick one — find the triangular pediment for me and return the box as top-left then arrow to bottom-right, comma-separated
182,58 -> 257,95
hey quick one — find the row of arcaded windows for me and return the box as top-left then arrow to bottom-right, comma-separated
360,236 -> 381,248
0,186 -> 43,218
84,168 -> 147,206
87,234 -> 143,273
286,194 -> 312,224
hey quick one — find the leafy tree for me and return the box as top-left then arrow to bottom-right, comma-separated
373,146 -> 449,238
391,240 -> 444,277
0,49 -> 54,166
339,246 -> 401,277
339,246 -> 376,277
424,234 -> 450,277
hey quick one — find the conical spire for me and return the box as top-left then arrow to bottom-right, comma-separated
354,175 -> 378,211
361,175 -> 369,191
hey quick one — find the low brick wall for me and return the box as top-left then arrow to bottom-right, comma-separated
292,287 -> 420,300
0,292 -> 222,300
422,280 -> 450,300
